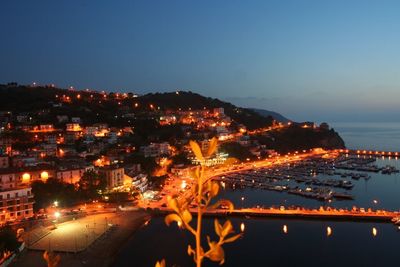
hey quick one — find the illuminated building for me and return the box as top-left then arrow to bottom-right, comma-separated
0,187 -> 34,225
56,167 -> 86,184
141,142 -> 171,158
66,123 -> 82,132
191,152 -> 229,167
98,165 -> 125,189
159,115 -> 177,125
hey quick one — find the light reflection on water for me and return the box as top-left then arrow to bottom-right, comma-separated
114,217 -> 398,267
114,157 -> 400,267
218,157 -> 400,211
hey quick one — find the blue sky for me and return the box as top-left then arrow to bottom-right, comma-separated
1,0 -> 400,122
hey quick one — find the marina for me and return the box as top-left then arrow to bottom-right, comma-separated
212,153 -> 399,203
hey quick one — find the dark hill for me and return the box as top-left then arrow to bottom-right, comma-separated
0,85 -> 273,130
140,91 -> 274,130
251,108 -> 290,123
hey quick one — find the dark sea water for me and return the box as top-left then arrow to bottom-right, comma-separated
114,123 -> 400,267
331,122 -> 400,151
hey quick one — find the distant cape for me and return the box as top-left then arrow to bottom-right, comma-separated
251,108 -> 290,123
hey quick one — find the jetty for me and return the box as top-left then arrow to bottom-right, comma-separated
151,206 -> 400,223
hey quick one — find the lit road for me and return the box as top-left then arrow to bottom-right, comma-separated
139,149 -> 338,209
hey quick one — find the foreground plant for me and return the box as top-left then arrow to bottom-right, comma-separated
43,250 -> 60,267
156,137 -> 242,267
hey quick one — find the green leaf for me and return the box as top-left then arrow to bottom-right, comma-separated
167,196 -> 180,213
209,199 -> 234,211
206,240 -> 225,264
210,182 -> 219,198
190,140 -> 204,161
206,137 -> 218,157
191,184 -> 199,197
214,219 -> 222,237
155,259 -> 166,267
187,245 -> 195,256
190,166 -> 200,180
165,214 -> 182,227
181,209 -> 192,224
221,220 -> 233,237
224,233 -> 242,243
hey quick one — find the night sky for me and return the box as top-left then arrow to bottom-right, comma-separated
1,1 -> 400,122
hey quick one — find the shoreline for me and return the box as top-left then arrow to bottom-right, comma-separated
107,211 -> 152,267
10,210 -> 151,267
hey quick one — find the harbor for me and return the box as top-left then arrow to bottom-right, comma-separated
212,153 -> 399,203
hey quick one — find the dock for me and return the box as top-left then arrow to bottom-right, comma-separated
151,207 -> 400,223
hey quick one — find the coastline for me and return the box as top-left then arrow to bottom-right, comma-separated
10,210 -> 150,267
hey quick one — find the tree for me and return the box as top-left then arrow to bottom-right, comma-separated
220,142 -> 255,161
0,226 -> 19,256
31,179 -> 78,211
78,170 -> 106,198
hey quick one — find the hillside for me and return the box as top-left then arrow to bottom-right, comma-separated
139,91 -> 274,130
0,84 -> 345,152
0,85 -> 273,130
251,108 -> 290,123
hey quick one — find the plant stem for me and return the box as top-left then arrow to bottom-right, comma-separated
196,165 -> 204,267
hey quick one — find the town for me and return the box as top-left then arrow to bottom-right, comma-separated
0,83 -> 343,226
0,83 -> 393,267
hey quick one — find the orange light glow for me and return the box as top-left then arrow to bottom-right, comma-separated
372,227 -> 378,237
327,226 -> 332,237
22,173 -> 31,183
41,171 -> 49,181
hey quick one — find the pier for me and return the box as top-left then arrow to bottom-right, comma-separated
151,207 -> 400,223
336,149 -> 400,158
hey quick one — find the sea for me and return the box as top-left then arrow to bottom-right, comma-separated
113,122 -> 400,267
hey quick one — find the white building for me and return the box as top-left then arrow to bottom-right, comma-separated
141,142 -> 170,158
0,187 -> 35,225
98,166 -> 125,189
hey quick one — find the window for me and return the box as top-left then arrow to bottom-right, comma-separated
25,210 -> 29,215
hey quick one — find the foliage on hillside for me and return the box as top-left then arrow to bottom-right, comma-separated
0,85 -> 273,130
256,125 -> 345,153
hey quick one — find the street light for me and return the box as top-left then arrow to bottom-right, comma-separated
54,201 -> 59,207
54,211 -> 61,219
